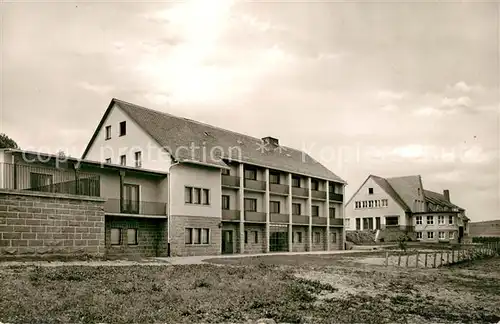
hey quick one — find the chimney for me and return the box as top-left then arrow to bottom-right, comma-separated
262,136 -> 279,147
443,189 -> 450,202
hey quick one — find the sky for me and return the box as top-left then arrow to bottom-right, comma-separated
1,0 -> 499,221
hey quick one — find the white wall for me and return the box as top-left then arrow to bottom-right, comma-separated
170,163 -> 221,218
85,103 -> 171,172
345,177 -> 407,230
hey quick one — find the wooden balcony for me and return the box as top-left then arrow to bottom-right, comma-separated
104,199 -> 167,216
222,175 -> 240,187
270,213 -> 289,224
292,215 -> 309,225
311,190 -> 327,200
292,187 -> 308,197
312,216 -> 327,225
270,183 -> 288,195
329,218 -> 344,226
329,192 -> 343,202
245,211 -> 266,223
222,209 -> 240,221
244,179 -> 266,191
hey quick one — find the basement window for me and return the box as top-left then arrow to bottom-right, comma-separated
127,229 -> 138,245
110,228 -> 121,245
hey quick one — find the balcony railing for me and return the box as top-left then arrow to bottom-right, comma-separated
104,198 -> 166,216
1,162 -> 100,197
222,175 -> 240,187
270,183 -> 288,195
329,192 -> 343,202
312,216 -> 327,225
292,187 -> 308,197
329,218 -> 344,226
244,179 -> 266,191
311,190 -> 327,200
292,215 -> 309,225
381,225 -> 414,232
244,211 -> 266,223
222,209 -> 240,221
270,213 -> 289,224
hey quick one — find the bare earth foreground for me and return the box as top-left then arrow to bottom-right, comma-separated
0,253 -> 499,324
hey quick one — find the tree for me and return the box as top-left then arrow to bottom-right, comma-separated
0,133 -> 19,149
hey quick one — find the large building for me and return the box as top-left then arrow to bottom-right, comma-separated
0,98 -> 346,258
345,175 -> 469,243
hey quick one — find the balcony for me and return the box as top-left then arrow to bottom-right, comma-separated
329,218 -> 344,226
292,215 -> 309,225
292,187 -> 308,197
104,198 -> 167,216
244,179 -> 266,191
382,225 -> 414,232
311,190 -> 327,200
222,209 -> 240,221
244,211 -> 266,223
329,192 -> 343,202
1,162 -> 100,197
270,183 -> 288,195
270,213 -> 289,224
312,216 -> 327,226
222,175 -> 240,187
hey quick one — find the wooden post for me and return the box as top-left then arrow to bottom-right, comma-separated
424,253 -> 428,268
385,251 -> 389,267
405,253 -> 409,267
433,252 -> 437,268
452,249 -> 455,263
447,251 -> 450,265
440,251 -> 443,267
398,253 -> 401,267
415,251 -> 420,268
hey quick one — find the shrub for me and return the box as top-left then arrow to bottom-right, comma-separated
472,236 -> 500,243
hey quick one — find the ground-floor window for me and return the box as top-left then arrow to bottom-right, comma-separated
127,229 -> 138,245
427,231 -> 434,239
314,232 -> 321,244
330,232 -> 337,243
185,228 -> 210,245
356,218 -> 361,230
253,231 -> 258,244
293,231 -> 303,243
416,232 -> 422,239
449,232 -> 455,239
110,228 -> 121,245
386,216 -> 399,226
439,232 -> 446,240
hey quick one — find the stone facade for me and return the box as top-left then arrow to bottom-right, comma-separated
0,190 -> 105,258
221,222 -> 241,254
243,224 -> 266,254
170,215 -> 221,256
329,227 -> 342,250
291,225 -> 308,252
105,216 -> 166,258
311,227 -> 327,251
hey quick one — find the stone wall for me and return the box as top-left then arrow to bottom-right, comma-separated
291,225 -> 308,252
311,227 -> 327,251
243,224 -> 266,254
0,190 -> 105,259
169,215 -> 221,256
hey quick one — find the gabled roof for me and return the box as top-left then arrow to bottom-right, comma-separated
83,98 -> 345,183
423,189 -> 463,210
371,175 -> 411,212
386,175 -> 423,213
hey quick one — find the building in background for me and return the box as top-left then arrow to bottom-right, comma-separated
345,175 -> 469,243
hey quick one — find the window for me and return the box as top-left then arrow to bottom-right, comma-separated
355,201 -> 360,209
185,228 -> 192,244
417,188 -> 421,196
193,228 -> 201,244
375,200 -> 379,207
105,158 -> 111,164
329,207 -> 335,218
244,231 -> 248,244
427,231 -> 434,239
122,184 -> 139,213
110,228 -> 121,245
134,151 -> 142,168
330,232 -> 337,243
328,182 -> 334,193
368,200 -> 373,208
221,168 -> 230,176
438,215 -> 445,225
202,229 -> 209,244
416,216 -> 422,225
381,199 -> 388,207
30,173 -> 53,190
244,167 -> 257,180
185,187 -> 210,205
185,228 -> 209,245
105,125 -> 112,140
363,218 -> 370,230
120,155 -> 126,166
449,232 -> 455,239
292,203 -> 301,215
244,198 -> 257,212
375,217 -> 381,230
426,216 -> 434,225
269,172 -> 280,184
312,205 -> 319,217
127,229 -> 138,245
362,201 -> 367,208
222,195 -> 230,210
314,232 -> 321,244
448,216 -> 454,225
292,176 -> 301,188
119,121 -> 126,136
270,201 -> 280,214
311,179 -> 319,191
368,187 -> 374,194
439,232 -> 446,240
386,216 -> 399,226
345,219 -> 351,228
356,218 -> 361,230
416,232 -> 423,239
253,231 -> 258,243
295,231 -> 303,243
202,189 -> 210,205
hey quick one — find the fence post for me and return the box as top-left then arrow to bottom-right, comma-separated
447,251 -> 450,265
433,252 -> 437,268
398,253 -> 401,267
385,251 -> 389,267
405,253 -> 409,267
424,253 -> 428,268
415,251 -> 420,268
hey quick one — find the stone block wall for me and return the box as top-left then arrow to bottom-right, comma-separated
291,225 -> 308,252
243,224 -> 266,254
170,215 -> 221,256
311,227 -> 327,251
0,190 -> 105,258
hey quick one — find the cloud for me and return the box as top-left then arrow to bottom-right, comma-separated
441,96 -> 472,108
448,81 -> 483,93
77,81 -> 115,95
413,106 -> 457,116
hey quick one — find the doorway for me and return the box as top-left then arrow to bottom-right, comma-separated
222,230 -> 234,254
269,224 -> 288,252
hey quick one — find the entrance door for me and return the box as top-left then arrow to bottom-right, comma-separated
269,225 -> 289,252
458,226 -> 464,243
222,230 -> 234,254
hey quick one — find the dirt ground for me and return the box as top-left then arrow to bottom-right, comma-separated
0,253 -> 499,323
